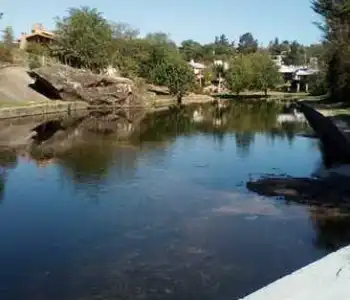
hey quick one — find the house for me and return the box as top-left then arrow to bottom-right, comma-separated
278,65 -> 318,92
18,23 -> 55,50
188,59 -> 206,86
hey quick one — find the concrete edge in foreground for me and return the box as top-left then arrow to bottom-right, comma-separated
240,245 -> 350,300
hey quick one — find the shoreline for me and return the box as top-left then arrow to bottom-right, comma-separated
0,94 -> 215,120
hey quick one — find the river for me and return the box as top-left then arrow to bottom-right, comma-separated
0,102 -> 348,300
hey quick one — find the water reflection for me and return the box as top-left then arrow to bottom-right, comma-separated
0,101 -> 345,300
0,150 -> 18,202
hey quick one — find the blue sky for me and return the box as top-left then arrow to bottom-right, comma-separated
1,0 -> 322,46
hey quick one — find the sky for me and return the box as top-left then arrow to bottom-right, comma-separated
1,0 -> 322,46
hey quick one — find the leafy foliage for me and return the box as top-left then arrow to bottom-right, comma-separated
2,26 -> 14,48
282,41 -> 306,66
237,32 -> 258,54
0,44 -> 13,63
53,6 -> 113,71
251,52 -> 282,95
225,55 -> 253,95
312,0 -> 350,101
151,57 -> 195,103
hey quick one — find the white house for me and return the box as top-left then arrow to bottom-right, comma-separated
188,60 -> 206,86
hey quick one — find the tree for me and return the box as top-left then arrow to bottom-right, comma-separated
145,32 -> 176,46
282,41 -> 305,66
311,0 -> 350,101
237,32 -> 258,54
110,22 -> 139,40
2,26 -> 14,48
179,39 -> 203,61
53,6 -> 113,71
151,57 -> 195,104
268,37 -> 290,56
251,52 -> 282,96
225,54 -> 253,95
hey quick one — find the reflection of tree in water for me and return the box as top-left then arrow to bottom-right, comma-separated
53,140 -> 139,198
0,150 -> 18,203
235,131 -> 255,157
309,207 -> 350,251
133,101 -> 308,157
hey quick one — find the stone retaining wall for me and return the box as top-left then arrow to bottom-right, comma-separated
0,101 -> 89,119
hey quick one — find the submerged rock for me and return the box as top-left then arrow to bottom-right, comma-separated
28,64 -> 143,107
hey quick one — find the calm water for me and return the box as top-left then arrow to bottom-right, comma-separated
0,102 -> 348,300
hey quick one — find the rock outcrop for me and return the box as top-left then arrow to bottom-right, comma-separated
28,64 -> 143,107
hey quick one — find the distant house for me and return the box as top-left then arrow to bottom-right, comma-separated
188,59 -> 206,86
278,65 -> 318,93
213,60 -> 229,70
18,23 -> 55,50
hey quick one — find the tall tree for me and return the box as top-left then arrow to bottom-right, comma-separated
151,57 -> 195,104
110,22 -> 139,40
251,52 -> 282,96
53,6 -> 113,71
282,41 -> 306,66
311,0 -> 350,101
237,32 -> 258,54
179,39 -> 203,61
225,54 -> 253,95
2,26 -> 14,48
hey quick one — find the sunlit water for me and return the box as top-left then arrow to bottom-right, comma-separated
0,102 -> 347,300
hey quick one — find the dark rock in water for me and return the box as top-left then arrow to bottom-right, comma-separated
247,175 -> 350,208
28,64 -> 143,107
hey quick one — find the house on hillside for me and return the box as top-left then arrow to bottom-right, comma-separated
278,65 -> 318,93
18,23 -> 55,50
188,59 -> 206,86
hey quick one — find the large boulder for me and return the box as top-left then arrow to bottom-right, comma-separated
28,64 -> 143,107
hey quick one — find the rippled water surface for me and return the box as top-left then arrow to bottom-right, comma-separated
0,102 -> 347,300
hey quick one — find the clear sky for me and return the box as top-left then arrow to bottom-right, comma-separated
1,0 -> 322,46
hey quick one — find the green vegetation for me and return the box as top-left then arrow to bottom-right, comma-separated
225,52 -> 281,96
0,5 -> 329,104
311,0 -> 350,102
0,21 -> 13,63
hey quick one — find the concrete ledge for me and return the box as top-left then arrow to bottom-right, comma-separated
241,245 -> 350,300
0,101 -> 88,119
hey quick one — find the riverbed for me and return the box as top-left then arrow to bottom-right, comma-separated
0,102 -> 347,300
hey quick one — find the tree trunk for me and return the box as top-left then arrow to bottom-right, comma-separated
177,95 -> 182,105
264,89 -> 268,97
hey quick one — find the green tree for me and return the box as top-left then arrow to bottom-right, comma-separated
151,58 -> 195,104
268,37 -> 290,56
53,6 -> 113,71
179,39 -> 203,61
2,26 -> 14,48
251,52 -> 282,96
283,41 -> 306,66
225,54 -> 253,95
110,21 -> 139,40
237,32 -> 258,54
145,32 -> 176,47
311,0 -> 350,101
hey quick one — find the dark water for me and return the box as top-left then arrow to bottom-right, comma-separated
0,102 -> 348,300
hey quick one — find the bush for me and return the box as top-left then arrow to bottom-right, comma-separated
28,54 -> 42,69
0,44 -> 13,63
309,72 -> 328,96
